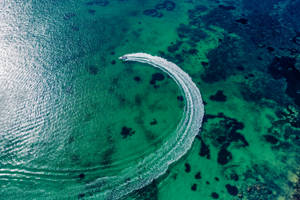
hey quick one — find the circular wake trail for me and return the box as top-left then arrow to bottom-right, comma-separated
98,53 -> 204,199
1,53 -> 204,199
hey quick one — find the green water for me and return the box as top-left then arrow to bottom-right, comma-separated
1,0 -> 299,199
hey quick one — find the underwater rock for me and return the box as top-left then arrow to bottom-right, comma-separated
267,46 -> 275,52
191,183 -> 197,191
150,72 -> 165,85
78,193 -> 85,199
184,163 -> 191,173
195,172 -> 201,179
111,60 -> 116,65
263,135 -> 279,144
134,76 -> 141,82
236,18 -> 248,24
211,192 -> 219,199
150,119 -> 157,125
78,173 -> 85,179
209,90 -> 227,102
225,184 -> 238,196
167,40 -> 183,53
217,147 -> 232,165
201,61 -> 208,67
120,126 -> 135,138
197,135 -> 210,159
177,95 -> 184,102
195,172 -> 202,179
230,173 -> 239,181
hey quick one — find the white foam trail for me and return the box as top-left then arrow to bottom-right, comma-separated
92,53 -> 204,199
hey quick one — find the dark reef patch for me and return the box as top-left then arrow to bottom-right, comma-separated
150,72 -> 165,85
225,184 -> 238,196
78,173 -> 85,180
205,114 -> 248,148
167,40 -> 183,53
184,163 -> 191,173
191,183 -> 197,191
177,23 -> 207,42
202,113 -> 249,166
150,119 -> 157,126
217,147 -> 232,165
211,192 -> 219,199
177,95 -> 184,102
236,18 -> 248,25
78,193 -> 85,199
268,56 -> 300,106
240,73 -> 289,105
134,76 -> 141,82
209,90 -> 227,102
121,126 -> 135,138
230,173 -> 239,181
196,135 -> 210,159
263,134 -> 279,145
195,172 -> 201,179
201,36 -> 251,83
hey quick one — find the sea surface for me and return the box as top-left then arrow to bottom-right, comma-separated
0,0 -> 299,199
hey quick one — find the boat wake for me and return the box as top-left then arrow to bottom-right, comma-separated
93,53 -> 205,199
0,53 -> 204,199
